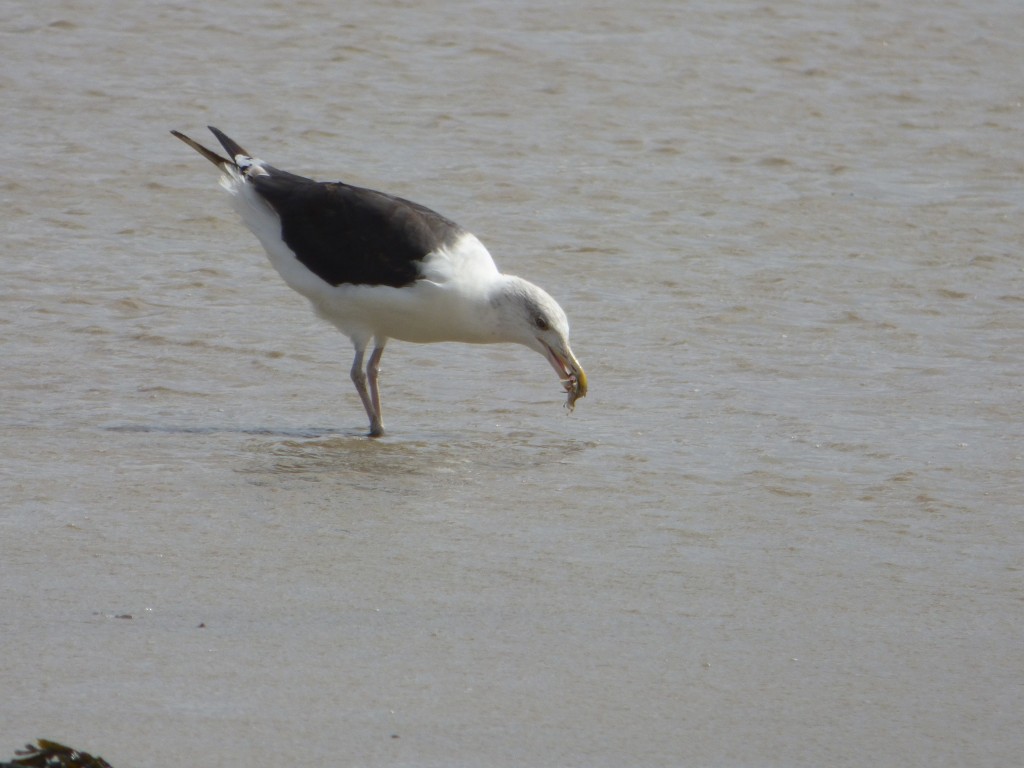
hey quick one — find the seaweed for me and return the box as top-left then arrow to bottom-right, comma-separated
2,740 -> 113,768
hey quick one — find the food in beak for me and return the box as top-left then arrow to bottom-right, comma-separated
544,344 -> 588,412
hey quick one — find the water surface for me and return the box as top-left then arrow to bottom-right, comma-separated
2,1 -> 1021,766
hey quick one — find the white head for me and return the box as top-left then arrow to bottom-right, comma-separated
490,275 -> 588,409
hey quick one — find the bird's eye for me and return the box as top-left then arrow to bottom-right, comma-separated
534,315 -> 550,331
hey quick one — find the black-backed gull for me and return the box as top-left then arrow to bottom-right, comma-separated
172,127 -> 586,437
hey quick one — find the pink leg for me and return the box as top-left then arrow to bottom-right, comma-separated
366,341 -> 386,436
349,341 -> 383,437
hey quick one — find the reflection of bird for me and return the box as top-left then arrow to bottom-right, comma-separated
172,127 -> 586,437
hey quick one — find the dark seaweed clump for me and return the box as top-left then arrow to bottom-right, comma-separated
2,741 -> 112,768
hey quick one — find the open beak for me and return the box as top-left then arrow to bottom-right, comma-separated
543,342 -> 588,411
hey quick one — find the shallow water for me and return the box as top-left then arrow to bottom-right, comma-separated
2,1 -> 1022,766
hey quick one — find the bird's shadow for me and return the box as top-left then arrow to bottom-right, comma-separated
102,421 -> 594,482
102,423 -> 362,439
101,422 -> 452,477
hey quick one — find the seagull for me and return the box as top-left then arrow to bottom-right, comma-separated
171,127 -> 586,437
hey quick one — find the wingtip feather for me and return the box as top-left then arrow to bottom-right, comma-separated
207,126 -> 251,162
171,129 -> 231,168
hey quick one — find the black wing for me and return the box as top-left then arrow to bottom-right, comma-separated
251,171 -> 465,288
